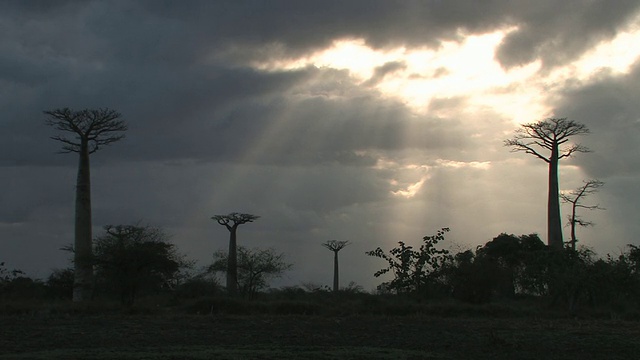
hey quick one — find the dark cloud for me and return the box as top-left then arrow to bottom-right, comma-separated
363,61 -> 407,86
495,0 -> 640,69
8,1 -> 635,73
555,61 -> 640,179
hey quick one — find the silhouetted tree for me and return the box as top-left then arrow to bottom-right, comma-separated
93,225 -> 190,306
366,228 -> 450,295
505,118 -> 589,250
560,179 -> 605,251
444,249 -> 495,303
321,240 -> 350,292
0,263 -> 45,300
211,213 -> 259,296
0,262 -> 24,284
209,246 -> 291,299
45,107 -> 127,302
45,268 -> 74,300
477,233 -> 524,298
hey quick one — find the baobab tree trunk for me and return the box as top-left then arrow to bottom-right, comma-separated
333,251 -> 339,292
227,226 -> 238,296
547,146 -> 564,250
73,140 -> 93,302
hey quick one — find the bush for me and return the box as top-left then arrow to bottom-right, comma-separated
46,268 -> 74,300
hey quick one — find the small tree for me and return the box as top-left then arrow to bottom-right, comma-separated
505,118 -> 590,250
366,228 -> 450,295
45,268 -> 75,300
93,224 -> 190,306
0,262 -> 24,284
211,213 -> 260,296
45,108 -> 127,302
209,246 -> 292,299
321,240 -> 350,292
560,179 -> 605,251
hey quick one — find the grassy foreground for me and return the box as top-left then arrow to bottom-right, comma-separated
1,312 -> 639,360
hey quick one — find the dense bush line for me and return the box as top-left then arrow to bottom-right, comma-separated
2,231 -> 640,319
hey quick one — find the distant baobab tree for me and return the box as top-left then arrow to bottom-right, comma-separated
45,107 -> 127,302
211,213 -> 260,296
505,118 -> 590,250
322,240 -> 350,292
561,179 -> 605,251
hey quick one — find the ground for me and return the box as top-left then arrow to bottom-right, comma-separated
1,314 -> 639,359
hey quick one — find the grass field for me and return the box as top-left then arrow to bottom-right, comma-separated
2,312 -> 639,359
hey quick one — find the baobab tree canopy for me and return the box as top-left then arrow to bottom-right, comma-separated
212,213 -> 260,229
322,240 -> 350,252
504,118 -> 590,163
44,108 -> 127,154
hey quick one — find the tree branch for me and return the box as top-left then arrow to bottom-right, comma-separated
44,107 -> 127,155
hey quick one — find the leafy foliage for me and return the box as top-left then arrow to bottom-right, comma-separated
0,262 -> 24,284
93,225 -> 192,305
209,246 -> 292,299
366,228 -> 451,295
0,262 -> 42,300
45,268 -> 74,300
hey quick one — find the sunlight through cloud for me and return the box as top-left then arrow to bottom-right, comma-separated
391,177 -> 428,199
252,18 -> 640,127
436,159 -> 491,170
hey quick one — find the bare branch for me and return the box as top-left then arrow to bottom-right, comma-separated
562,179 -> 605,245
212,212 -> 260,230
322,240 -> 350,252
44,107 -> 127,154
505,118 -> 590,164
561,179 -> 605,204
504,139 -> 550,162
558,144 -> 591,159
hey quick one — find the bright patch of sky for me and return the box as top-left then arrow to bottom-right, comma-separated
391,176 -> 428,198
257,19 -> 640,124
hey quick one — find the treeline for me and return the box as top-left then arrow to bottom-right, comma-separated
2,226 -> 639,318
368,229 -> 640,315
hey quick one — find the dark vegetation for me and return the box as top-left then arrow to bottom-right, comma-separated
2,229 -> 640,318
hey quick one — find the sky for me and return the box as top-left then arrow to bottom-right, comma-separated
2,0 -> 640,290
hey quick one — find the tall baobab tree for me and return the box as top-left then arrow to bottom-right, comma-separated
211,213 -> 259,296
45,107 -> 127,302
561,179 -> 605,251
321,240 -> 350,292
505,118 -> 590,250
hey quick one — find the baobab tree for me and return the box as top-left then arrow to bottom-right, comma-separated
505,118 -> 590,250
45,107 -> 127,302
561,179 -> 605,251
321,240 -> 350,292
211,213 -> 259,296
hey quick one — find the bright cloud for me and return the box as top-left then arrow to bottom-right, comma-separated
436,159 -> 491,170
254,19 -> 640,126
391,177 -> 428,199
